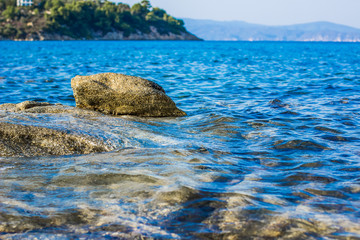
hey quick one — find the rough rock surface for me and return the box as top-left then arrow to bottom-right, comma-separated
0,122 -> 111,157
0,101 -> 53,112
0,101 -> 102,116
98,27 -> 200,41
71,73 -> 186,117
8,27 -> 201,41
0,101 -> 113,157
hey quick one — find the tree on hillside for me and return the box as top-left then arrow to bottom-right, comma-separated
1,5 -> 19,19
141,0 -> 151,10
0,0 -> 16,11
0,0 -> 189,40
131,3 -> 147,18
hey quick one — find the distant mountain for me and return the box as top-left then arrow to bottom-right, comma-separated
183,19 -> 360,42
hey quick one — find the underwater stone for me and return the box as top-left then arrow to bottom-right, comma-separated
0,101 -> 103,115
273,140 -> 331,151
0,101 -> 113,157
0,122 -> 111,157
71,73 -> 186,117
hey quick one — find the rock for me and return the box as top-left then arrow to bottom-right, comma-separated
0,101 -> 103,116
71,73 -> 186,117
0,101 -> 52,112
99,27 -> 201,41
0,101 -> 116,157
273,140 -> 331,151
0,122 -> 111,157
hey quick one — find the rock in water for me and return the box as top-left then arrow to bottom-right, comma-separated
0,101 -> 117,157
71,73 -> 186,117
0,122 -> 111,157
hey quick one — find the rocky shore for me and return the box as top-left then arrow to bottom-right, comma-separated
0,73 -> 186,157
9,27 -> 200,41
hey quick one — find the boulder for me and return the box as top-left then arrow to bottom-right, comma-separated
71,73 -> 186,117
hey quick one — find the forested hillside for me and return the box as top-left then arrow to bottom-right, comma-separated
0,0 -> 199,40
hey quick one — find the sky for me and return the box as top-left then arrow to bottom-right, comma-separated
113,0 -> 360,29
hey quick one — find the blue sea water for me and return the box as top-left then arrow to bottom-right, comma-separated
1,41 -> 360,239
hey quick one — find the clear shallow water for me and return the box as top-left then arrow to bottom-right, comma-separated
1,41 -> 360,239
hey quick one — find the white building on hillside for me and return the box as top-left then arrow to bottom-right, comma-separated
17,0 -> 33,6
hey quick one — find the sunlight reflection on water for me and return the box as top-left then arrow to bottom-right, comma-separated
1,41 -> 360,238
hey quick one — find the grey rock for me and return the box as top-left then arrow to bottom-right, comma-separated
0,101 -> 114,157
71,73 -> 186,117
0,122 -> 111,157
15,27 -> 201,41
0,101 -> 52,112
273,140 -> 331,151
0,101 -> 103,116
99,26 -> 200,41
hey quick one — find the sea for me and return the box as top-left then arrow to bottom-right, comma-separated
0,41 -> 360,239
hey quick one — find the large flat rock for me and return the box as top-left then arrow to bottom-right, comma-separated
71,73 -> 186,117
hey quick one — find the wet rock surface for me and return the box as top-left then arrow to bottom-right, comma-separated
71,73 -> 186,117
0,101 -> 103,116
273,140 -> 331,151
0,122 -> 111,157
0,101 -> 117,157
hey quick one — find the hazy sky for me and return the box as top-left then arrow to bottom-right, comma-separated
114,0 -> 360,29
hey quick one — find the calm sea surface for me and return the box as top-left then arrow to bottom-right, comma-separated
1,41 -> 360,239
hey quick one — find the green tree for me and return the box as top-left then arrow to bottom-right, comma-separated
141,0 -> 151,10
152,7 -> 165,18
2,5 -> 18,19
1,24 -> 17,37
0,0 -> 16,11
131,3 -> 147,18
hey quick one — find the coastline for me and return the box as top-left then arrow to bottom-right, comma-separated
0,28 -> 201,41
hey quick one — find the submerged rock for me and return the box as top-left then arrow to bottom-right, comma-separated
0,122 -> 111,157
71,73 -> 186,117
273,140 -> 331,151
0,101 -> 115,157
0,101 -> 53,111
0,101 -> 102,116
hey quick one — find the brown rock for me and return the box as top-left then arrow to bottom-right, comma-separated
71,73 -> 186,117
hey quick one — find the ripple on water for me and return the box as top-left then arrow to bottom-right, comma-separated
1,41 -> 360,238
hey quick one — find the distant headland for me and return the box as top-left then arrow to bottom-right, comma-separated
183,19 -> 360,42
0,0 -> 200,41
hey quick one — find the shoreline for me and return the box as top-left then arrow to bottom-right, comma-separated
0,28 -> 202,41
1,39 -> 359,42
